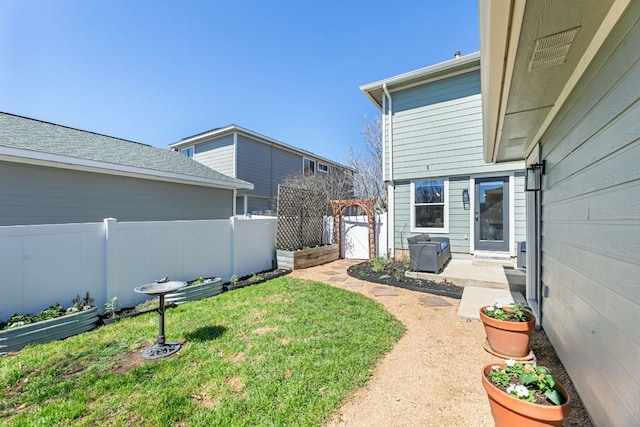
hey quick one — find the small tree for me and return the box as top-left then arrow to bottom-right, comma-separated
349,115 -> 386,212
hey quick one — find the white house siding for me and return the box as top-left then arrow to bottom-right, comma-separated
0,161 -> 234,225
194,134 -> 235,178
513,172 -> 526,245
538,5 -> 640,425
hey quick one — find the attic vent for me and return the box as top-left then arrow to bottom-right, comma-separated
529,27 -> 580,71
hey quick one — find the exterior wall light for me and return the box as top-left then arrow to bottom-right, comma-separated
525,161 -> 545,191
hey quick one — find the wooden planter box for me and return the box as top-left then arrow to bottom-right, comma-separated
277,244 -> 339,270
164,278 -> 223,305
0,307 -> 99,355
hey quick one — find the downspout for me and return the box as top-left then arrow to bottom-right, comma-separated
382,83 -> 393,180
382,83 -> 395,258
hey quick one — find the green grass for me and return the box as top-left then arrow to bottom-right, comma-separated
0,277 -> 404,426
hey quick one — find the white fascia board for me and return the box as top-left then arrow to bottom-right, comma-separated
480,0 -> 525,164
0,147 -> 254,191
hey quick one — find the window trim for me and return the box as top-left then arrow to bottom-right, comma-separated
318,163 -> 329,173
303,158 -> 316,175
410,178 -> 449,233
180,146 -> 195,158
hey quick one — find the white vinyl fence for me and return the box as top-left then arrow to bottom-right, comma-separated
0,216 -> 276,321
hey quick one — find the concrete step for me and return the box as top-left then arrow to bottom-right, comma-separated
472,251 -> 514,267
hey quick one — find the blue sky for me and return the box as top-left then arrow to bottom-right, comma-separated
1,1 -> 479,165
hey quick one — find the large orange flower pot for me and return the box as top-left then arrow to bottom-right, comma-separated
481,363 -> 571,427
479,306 -> 535,358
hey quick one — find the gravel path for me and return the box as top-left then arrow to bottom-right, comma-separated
289,259 -> 496,426
289,259 -> 590,427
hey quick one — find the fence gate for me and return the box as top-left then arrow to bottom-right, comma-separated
331,199 -> 376,259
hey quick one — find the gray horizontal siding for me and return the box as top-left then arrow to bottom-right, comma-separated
393,177 -> 472,254
392,182 -> 411,251
0,162 -> 233,225
194,134 -> 235,177
236,135 -> 303,199
538,5 -> 640,426
448,176 -> 471,253
388,70 -> 520,180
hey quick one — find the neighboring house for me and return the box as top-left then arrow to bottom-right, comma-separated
480,1 -> 639,425
360,52 -> 526,259
169,125 -> 353,215
0,112 -> 253,226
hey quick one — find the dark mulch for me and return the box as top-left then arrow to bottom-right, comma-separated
530,329 -> 593,426
347,260 -> 464,299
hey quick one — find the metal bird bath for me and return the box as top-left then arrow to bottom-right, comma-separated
134,280 -> 185,359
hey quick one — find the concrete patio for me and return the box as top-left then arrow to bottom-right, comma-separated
404,255 -> 528,319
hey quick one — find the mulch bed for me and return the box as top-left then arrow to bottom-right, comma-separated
347,261 -> 464,299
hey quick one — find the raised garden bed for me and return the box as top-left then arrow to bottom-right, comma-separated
0,307 -> 99,354
165,277 -> 223,305
277,244 -> 339,270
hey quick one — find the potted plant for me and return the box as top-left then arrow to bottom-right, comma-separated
481,360 -> 571,426
164,276 -> 222,305
0,292 -> 98,354
479,303 -> 536,359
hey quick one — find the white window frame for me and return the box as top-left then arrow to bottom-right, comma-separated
303,158 -> 316,175
410,178 -> 449,233
318,163 -> 329,173
180,146 -> 195,158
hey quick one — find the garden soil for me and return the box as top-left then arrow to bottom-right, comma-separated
288,259 -> 591,427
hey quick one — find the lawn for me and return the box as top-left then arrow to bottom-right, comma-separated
0,277 -> 404,426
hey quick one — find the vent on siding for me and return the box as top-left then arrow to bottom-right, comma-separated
529,27 -> 580,71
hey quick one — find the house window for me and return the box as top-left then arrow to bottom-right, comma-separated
411,179 -> 449,233
303,158 -> 316,175
180,146 -> 194,158
318,163 -> 329,173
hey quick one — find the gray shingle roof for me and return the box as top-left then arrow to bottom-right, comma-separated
0,112 -> 253,190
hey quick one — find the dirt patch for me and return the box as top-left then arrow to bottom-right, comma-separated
112,350 -> 146,375
252,326 -> 278,335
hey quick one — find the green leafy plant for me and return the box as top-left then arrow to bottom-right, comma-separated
72,291 -> 95,311
230,274 -> 239,286
104,296 -> 119,319
248,273 -> 264,284
368,256 -> 392,273
2,291 -> 95,330
489,359 -> 565,405
482,302 -> 532,322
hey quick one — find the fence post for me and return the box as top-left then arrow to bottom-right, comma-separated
104,218 -> 118,312
230,216 -> 237,277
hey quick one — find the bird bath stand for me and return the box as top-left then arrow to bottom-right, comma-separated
134,280 -> 185,360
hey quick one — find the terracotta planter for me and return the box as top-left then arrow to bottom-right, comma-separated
479,306 -> 535,358
481,362 -> 571,427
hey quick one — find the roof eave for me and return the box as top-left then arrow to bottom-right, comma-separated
0,147 -> 253,191
480,0 -> 525,164
360,51 -> 481,108
171,125 -> 355,172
